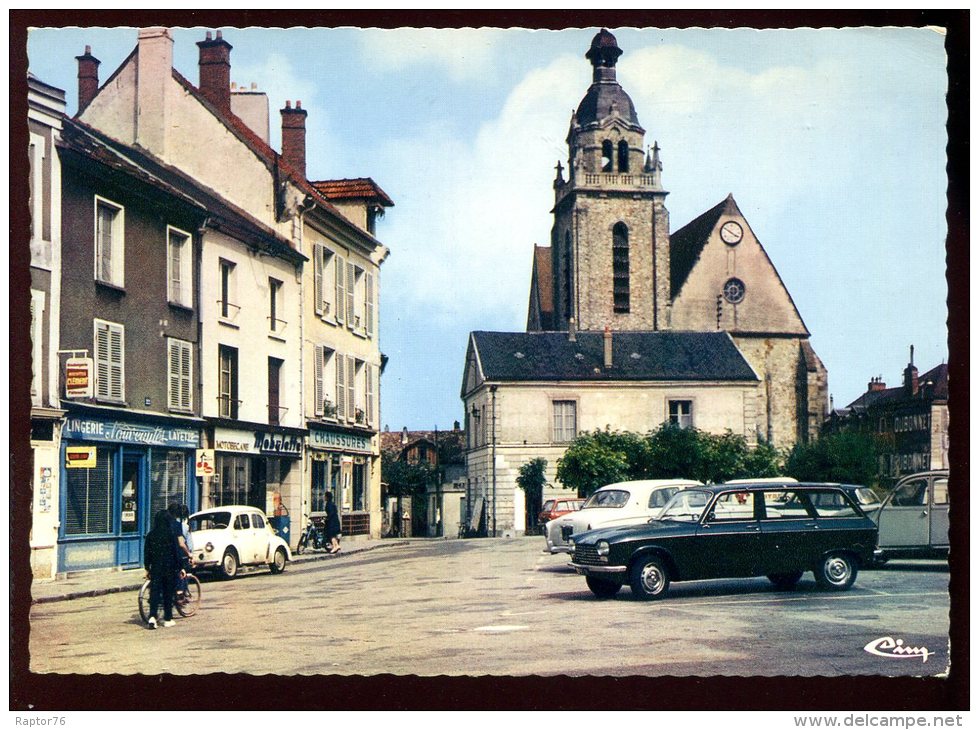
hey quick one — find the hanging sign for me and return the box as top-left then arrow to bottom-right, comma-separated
65,358 -> 94,398
196,449 -> 215,477
65,446 -> 97,468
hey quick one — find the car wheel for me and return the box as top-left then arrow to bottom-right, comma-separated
270,547 -> 287,574
814,552 -> 857,591
220,548 -> 239,579
767,571 -> 804,590
629,556 -> 670,600
585,576 -> 621,599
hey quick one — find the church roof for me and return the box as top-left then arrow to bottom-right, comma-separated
470,330 -> 758,383
528,245 -> 555,330
669,195 -> 732,298
575,80 -> 641,130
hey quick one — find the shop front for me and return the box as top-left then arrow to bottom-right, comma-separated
206,425 -> 304,520
307,426 -> 374,537
58,411 -> 201,573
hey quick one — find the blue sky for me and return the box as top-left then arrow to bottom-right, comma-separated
27,25 -> 950,432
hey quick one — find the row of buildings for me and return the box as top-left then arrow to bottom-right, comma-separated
28,28 -> 393,578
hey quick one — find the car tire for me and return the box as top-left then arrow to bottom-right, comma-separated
270,547 -> 287,574
220,548 -> 239,579
586,576 -> 621,599
629,556 -> 670,600
767,571 -> 804,590
814,552 -> 857,591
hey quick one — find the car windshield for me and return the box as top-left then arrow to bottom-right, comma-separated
582,489 -> 630,509
190,512 -> 231,531
851,488 -> 880,506
657,490 -> 711,521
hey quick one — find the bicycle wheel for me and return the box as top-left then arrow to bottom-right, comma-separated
176,574 -> 201,617
138,579 -> 152,623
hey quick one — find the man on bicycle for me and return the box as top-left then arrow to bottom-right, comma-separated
168,503 -> 195,602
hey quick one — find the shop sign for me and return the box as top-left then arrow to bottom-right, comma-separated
213,427 -> 257,454
63,417 -> 198,448
309,427 -> 371,454
65,358 -> 94,398
196,449 -> 215,477
255,431 -> 303,457
65,446 -> 97,468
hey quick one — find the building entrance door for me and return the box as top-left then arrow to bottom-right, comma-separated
118,452 -> 146,566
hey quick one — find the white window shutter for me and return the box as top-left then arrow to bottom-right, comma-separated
366,365 -> 375,426
180,340 -> 192,410
365,272 -> 375,337
346,262 -> 356,330
314,345 -> 324,416
109,324 -> 124,400
95,322 -> 111,399
347,355 -> 356,421
335,254 -> 346,323
336,350 -> 346,420
314,244 -> 324,316
168,340 -> 180,409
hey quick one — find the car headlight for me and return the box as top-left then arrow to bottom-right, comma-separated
205,542 -> 214,553
596,540 -> 610,557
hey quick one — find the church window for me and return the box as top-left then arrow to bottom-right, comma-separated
564,231 -> 573,319
723,277 -> 746,304
618,140 -> 629,172
601,140 -> 613,172
612,223 -> 630,313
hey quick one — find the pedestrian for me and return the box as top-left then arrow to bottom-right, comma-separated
144,509 -> 183,629
325,490 -> 341,554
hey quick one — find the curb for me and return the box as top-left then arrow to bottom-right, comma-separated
31,540 -> 409,605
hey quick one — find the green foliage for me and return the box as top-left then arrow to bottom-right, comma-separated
784,431 -> 881,486
516,458 -> 548,495
556,425 -> 785,495
381,450 -> 437,498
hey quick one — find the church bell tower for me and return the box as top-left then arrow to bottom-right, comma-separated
551,29 -> 671,332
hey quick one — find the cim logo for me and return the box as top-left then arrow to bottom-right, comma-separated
863,636 -> 934,663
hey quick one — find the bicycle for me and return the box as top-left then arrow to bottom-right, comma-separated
138,571 -> 201,623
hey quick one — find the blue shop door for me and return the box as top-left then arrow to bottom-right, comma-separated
118,453 -> 146,566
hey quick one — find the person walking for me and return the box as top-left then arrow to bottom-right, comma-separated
325,491 -> 342,554
144,509 -> 183,629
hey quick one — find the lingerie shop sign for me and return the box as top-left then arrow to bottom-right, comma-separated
63,417 -> 198,449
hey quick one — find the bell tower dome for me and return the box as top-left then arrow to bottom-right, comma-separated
551,29 -> 671,332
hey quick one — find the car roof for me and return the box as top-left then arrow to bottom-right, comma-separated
696,482 -> 862,494
596,479 -> 702,491
191,505 -> 259,516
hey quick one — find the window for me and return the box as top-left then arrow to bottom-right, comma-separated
269,277 -> 284,333
347,262 -> 359,330
64,447 -> 113,535
235,513 -> 250,530
365,271 -> 375,337
314,346 -> 337,418
335,254 -> 346,324
251,513 -> 265,529
94,319 -> 124,402
617,140 -> 629,172
214,454 -> 261,508
167,227 -> 192,307
150,450 -> 189,518
892,479 -> 927,507
668,400 -> 693,429
648,487 -> 678,510
313,244 -> 336,318
167,338 -> 193,412
353,359 -> 367,424
268,357 -> 283,425
336,350 -> 347,421
219,259 -> 237,320
29,132 -> 46,247
613,222 -> 629,313
601,140 -> 613,172
31,290 -> 45,406
218,344 -> 239,419
346,355 -> 357,423
723,277 -> 746,305
709,492 -> 755,522
552,400 -> 577,443
933,478 -> 948,505
366,363 -> 376,426
94,196 -> 125,287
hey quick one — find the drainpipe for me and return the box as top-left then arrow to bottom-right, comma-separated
490,384 -> 498,537
195,217 -> 210,509
297,195 -> 315,541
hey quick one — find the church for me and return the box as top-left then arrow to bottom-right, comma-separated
461,29 -> 828,536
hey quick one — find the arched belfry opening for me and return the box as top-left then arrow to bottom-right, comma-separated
618,140 -> 629,172
601,140 -> 613,172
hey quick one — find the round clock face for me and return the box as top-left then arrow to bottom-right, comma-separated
720,220 -> 743,245
723,278 -> 746,304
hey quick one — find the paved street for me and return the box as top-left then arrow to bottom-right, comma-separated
29,538 -> 950,677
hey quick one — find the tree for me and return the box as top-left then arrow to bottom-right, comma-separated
516,458 -> 548,533
784,432 -> 882,487
381,450 -> 436,536
555,429 -> 632,497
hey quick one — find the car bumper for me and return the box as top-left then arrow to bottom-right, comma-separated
569,562 -> 627,575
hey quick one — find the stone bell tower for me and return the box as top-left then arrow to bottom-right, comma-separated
551,28 -> 671,332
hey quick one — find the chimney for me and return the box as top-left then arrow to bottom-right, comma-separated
75,45 -> 101,113
867,376 -> 887,393
280,100 -> 308,179
197,30 -> 233,116
603,326 -> 613,369
903,345 -> 919,397
136,28 -> 174,154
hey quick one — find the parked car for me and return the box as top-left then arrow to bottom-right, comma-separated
778,483 -> 882,517
544,479 -> 701,554
568,482 -> 878,600
188,505 -> 292,578
873,470 -> 949,562
538,498 -> 585,528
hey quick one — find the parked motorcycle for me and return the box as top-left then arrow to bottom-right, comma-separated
295,514 -> 326,554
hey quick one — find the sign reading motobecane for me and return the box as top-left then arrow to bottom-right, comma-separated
196,449 -> 215,477
65,357 -> 94,398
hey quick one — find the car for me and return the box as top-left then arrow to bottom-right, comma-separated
873,470 -> 949,562
188,505 -> 292,578
538,498 -> 585,528
777,483 -> 882,517
568,482 -> 878,600
544,479 -> 701,554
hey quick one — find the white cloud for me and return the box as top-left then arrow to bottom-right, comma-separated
357,28 -> 512,83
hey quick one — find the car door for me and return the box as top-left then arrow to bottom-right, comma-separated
232,512 -> 261,565
758,489 -> 819,574
250,512 -> 273,563
877,477 -> 930,549
695,491 -> 762,579
929,477 -> 949,549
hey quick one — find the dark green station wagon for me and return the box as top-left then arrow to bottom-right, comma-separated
569,482 -> 878,600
